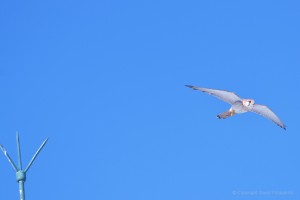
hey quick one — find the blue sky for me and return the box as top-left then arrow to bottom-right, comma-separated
0,0 -> 299,199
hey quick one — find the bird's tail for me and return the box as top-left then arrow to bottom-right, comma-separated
217,110 -> 235,119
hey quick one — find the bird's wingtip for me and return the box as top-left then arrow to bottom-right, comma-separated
185,85 -> 196,89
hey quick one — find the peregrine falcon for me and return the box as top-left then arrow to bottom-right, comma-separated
185,85 -> 286,130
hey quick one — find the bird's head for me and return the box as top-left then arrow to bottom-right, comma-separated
242,99 -> 255,107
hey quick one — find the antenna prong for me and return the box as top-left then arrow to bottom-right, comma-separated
24,137 -> 49,173
0,144 -> 18,172
16,133 -> 22,170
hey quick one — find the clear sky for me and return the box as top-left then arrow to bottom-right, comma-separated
0,0 -> 299,199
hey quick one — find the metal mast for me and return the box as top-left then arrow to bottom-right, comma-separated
0,133 -> 48,200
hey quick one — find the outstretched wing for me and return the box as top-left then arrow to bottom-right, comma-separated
250,104 -> 286,130
185,85 -> 242,104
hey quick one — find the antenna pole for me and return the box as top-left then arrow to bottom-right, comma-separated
16,170 -> 26,200
0,133 -> 48,200
19,181 -> 25,200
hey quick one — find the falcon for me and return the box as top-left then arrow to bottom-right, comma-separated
185,85 -> 286,130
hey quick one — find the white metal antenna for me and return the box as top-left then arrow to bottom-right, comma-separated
0,133 -> 48,200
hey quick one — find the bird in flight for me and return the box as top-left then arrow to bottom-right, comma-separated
185,85 -> 286,130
